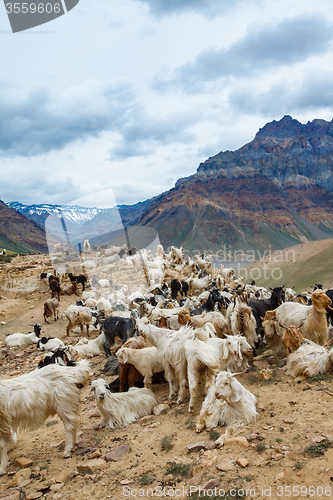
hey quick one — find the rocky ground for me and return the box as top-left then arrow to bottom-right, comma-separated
0,254 -> 333,500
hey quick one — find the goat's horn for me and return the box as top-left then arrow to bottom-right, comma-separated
296,318 -> 306,328
281,283 -> 286,288
278,320 -> 287,329
327,306 -> 333,311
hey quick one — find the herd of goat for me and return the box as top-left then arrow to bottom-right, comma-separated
1,242 -> 333,475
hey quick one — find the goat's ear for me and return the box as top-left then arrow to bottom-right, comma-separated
238,342 -> 243,361
229,378 -> 244,403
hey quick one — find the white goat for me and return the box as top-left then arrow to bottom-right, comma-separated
196,371 -> 258,445
37,337 -> 65,351
64,305 -> 93,337
0,360 -> 90,475
4,324 -> 42,347
83,238 -> 91,254
68,332 -> 106,360
187,276 -> 210,296
286,340 -> 333,378
116,346 -> 164,389
91,379 -> 157,429
137,318 -> 191,404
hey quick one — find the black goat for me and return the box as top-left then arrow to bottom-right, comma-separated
248,285 -> 285,346
100,316 -> 137,357
68,272 -> 87,291
170,279 -> 189,300
190,288 -> 224,316
38,348 -> 76,368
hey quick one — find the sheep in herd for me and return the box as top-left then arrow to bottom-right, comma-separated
116,346 -> 164,389
43,298 -> 60,323
0,360 -> 90,475
90,379 -> 157,429
196,371 -> 258,445
272,290 -> 332,351
83,238 -> 90,254
286,340 -> 333,378
4,324 -> 42,347
64,305 -> 93,338
37,336 -> 65,351
281,325 -> 304,356
68,332 -> 106,360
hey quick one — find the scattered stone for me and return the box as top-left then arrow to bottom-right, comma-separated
26,492 -> 42,500
0,488 -> 27,500
312,436 -> 326,443
15,468 -> 32,487
187,442 -> 211,453
77,459 -> 107,474
236,458 -> 249,468
278,358 -> 287,367
267,356 -> 276,365
276,472 -> 284,480
50,484 -> 63,492
153,404 -> 168,415
283,419 -> 295,424
246,433 -> 259,441
105,445 -> 132,462
87,450 -> 102,459
216,461 -> 234,472
203,478 -> 220,489
271,453 -> 284,460
9,371 -> 21,376
303,384 -> 312,391
188,473 -> 203,486
120,480 -> 133,485
224,437 -> 249,448
54,470 -> 73,483
15,457 -> 33,469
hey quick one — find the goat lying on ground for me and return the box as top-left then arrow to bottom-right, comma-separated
43,298 -> 60,323
37,336 -> 64,351
286,340 -> 333,378
281,325 -> 304,356
38,348 -> 77,368
67,332 -> 105,360
4,324 -> 42,347
90,379 -> 157,429
0,360 -> 90,475
196,371 -> 258,446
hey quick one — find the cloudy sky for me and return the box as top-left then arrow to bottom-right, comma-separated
1,0 -> 333,208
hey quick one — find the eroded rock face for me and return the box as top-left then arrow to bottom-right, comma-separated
139,116 -> 333,253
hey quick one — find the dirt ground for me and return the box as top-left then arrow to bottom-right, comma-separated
1,254 -> 333,500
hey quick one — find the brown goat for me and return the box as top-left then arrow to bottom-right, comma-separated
282,325 -> 304,356
115,336 -> 152,391
61,281 -> 79,296
159,316 -> 168,328
178,309 -> 192,326
43,298 -> 59,323
49,278 -> 61,300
